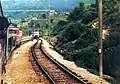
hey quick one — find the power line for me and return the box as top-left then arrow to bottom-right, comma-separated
3,10 -> 50,12
48,0 -> 50,39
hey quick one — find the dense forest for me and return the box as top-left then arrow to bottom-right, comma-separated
49,0 -> 120,83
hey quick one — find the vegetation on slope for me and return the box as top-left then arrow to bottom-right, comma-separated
52,2 -> 98,71
51,1 -> 120,83
20,0 -> 120,83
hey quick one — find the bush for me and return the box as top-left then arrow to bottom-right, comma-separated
50,37 -> 57,46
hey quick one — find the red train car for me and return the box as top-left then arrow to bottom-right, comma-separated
8,25 -> 22,41
8,25 -> 22,48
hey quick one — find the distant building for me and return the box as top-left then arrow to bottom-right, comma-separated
49,10 -> 57,16
32,17 -> 38,20
24,18 -> 30,21
29,28 -> 40,37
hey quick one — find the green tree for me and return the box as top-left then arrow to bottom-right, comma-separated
52,20 -> 67,35
28,20 -> 34,28
67,2 -> 85,21
67,2 -> 98,24
82,4 -> 98,24
103,0 -> 120,27
42,14 -> 47,19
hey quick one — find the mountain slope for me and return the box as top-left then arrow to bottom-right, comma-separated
2,0 -> 95,11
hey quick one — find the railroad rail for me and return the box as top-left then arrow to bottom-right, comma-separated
30,41 -> 52,84
31,40 -> 92,84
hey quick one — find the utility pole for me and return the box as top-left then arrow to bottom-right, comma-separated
6,28 -> 8,57
65,0 -> 68,10
33,20 -> 35,37
48,0 -> 50,40
99,0 -> 103,81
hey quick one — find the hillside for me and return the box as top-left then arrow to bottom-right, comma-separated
2,0 -> 95,20
2,0 -> 95,11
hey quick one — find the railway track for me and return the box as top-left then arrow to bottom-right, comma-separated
31,40 -> 92,84
30,50 -> 51,84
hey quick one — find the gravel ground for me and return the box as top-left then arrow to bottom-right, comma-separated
41,38 -> 110,84
4,40 -> 47,84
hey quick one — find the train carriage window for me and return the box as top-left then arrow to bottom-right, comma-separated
9,30 -> 17,34
35,30 -> 38,32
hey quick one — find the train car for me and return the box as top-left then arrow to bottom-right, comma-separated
8,25 -> 22,51
19,30 -> 23,38
29,29 -> 40,39
9,26 -> 22,40
0,1 -> 10,76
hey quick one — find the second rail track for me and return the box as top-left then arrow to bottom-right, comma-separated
31,40 -> 92,84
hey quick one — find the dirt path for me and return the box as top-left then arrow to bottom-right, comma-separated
4,40 -> 44,84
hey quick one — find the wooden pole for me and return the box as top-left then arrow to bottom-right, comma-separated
99,0 -> 103,80
48,0 -> 50,41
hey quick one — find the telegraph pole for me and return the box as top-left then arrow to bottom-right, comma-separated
48,0 -> 50,40
33,20 -> 35,37
6,26 -> 9,57
65,0 -> 68,10
99,0 -> 103,80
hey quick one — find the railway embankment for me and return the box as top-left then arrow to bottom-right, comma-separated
40,38 -> 109,84
4,40 -> 43,84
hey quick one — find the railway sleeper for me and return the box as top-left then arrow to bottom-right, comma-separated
33,41 -> 90,84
